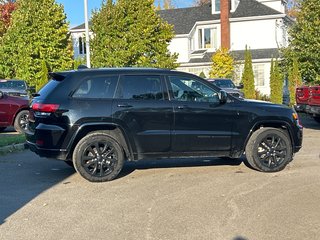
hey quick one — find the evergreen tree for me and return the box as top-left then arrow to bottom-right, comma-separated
285,0 -> 320,83
199,71 -> 206,78
37,60 -> 48,92
270,59 -> 283,104
209,48 -> 234,79
241,46 -> 255,99
288,58 -> 302,106
91,0 -> 178,69
0,0 -> 73,86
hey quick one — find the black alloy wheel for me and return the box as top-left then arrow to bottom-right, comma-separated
245,128 -> 293,172
73,131 -> 124,182
256,134 -> 287,169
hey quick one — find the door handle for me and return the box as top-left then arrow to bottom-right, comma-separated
117,104 -> 133,108
177,105 -> 188,110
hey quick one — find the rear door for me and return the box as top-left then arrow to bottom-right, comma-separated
112,74 -> 172,155
167,75 -> 235,153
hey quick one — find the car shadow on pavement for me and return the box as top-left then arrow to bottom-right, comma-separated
118,157 -> 244,180
0,151 -> 75,225
299,113 -> 320,130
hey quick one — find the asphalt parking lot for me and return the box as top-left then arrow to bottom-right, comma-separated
0,114 -> 319,240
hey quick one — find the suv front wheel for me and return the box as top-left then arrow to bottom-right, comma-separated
73,131 -> 124,182
245,128 -> 293,172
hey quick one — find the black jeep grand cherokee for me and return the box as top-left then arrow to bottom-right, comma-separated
26,68 -> 303,182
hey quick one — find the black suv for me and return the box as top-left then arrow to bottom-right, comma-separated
26,68 -> 303,182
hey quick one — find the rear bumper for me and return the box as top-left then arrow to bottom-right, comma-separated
26,140 -> 69,160
307,105 -> 320,116
295,104 -> 307,112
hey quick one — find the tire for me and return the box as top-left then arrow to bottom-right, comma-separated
14,110 -> 29,133
73,131 -> 124,182
0,127 -> 6,132
245,127 -> 293,172
314,116 -> 320,123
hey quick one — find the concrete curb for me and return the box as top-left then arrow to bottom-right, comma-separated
0,143 -> 27,155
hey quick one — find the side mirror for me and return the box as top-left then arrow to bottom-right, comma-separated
237,83 -> 244,89
219,90 -> 228,104
0,91 -> 3,99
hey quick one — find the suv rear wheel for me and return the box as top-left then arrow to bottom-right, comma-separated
73,131 -> 124,182
14,110 -> 29,133
245,128 -> 292,172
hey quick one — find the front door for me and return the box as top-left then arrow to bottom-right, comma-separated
167,75 -> 235,153
0,95 -> 11,126
112,75 -> 173,155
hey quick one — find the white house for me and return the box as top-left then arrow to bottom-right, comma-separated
70,0 -> 292,95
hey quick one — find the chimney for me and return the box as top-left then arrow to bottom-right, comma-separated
220,0 -> 230,49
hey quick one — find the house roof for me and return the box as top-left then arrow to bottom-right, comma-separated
159,0 -> 283,34
71,0 -> 283,33
188,48 -> 280,64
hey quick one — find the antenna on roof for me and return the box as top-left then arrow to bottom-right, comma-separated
78,65 -> 88,70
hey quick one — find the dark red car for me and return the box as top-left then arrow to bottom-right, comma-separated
0,91 -> 29,133
308,86 -> 320,123
295,86 -> 310,112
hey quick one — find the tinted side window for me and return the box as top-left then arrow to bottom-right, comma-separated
73,76 -> 118,99
116,75 -> 163,100
168,76 -> 219,103
37,80 -> 60,98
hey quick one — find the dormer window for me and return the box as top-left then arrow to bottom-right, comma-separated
198,28 -> 217,49
212,0 -> 240,13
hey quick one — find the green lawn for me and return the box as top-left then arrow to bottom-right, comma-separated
0,134 -> 26,148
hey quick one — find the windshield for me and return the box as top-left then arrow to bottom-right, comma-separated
0,80 -> 27,90
213,79 -> 235,89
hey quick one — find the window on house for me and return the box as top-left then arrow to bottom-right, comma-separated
78,36 -> 87,55
213,0 -> 240,12
198,28 -> 216,49
253,64 -> 265,87
215,0 -> 220,12
79,37 -> 83,55
198,29 -> 203,49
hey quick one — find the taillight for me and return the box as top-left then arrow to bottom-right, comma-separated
32,103 -> 60,113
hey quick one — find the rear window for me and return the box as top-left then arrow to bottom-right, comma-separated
0,80 -> 27,90
213,80 -> 235,88
37,80 -> 60,98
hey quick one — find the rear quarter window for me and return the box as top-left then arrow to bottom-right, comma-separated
37,80 -> 60,98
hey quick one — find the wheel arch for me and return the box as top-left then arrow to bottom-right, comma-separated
66,123 -> 134,161
11,107 -> 29,125
244,120 -> 295,152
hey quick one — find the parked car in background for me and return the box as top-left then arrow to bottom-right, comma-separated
307,86 -> 320,123
295,86 -> 310,112
207,78 -> 244,98
26,68 -> 302,182
0,91 -> 29,133
0,79 -> 34,99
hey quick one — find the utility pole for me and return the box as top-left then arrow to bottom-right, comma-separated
84,0 -> 91,68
